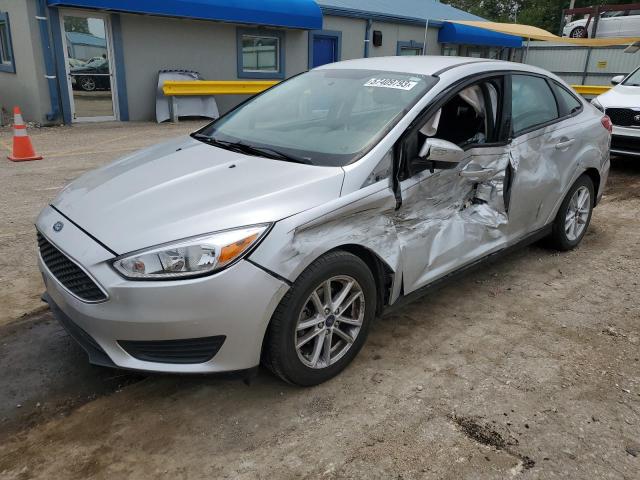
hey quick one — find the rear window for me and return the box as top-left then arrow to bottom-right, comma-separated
553,83 -> 583,116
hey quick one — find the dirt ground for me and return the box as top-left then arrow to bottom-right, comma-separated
0,122 -> 639,479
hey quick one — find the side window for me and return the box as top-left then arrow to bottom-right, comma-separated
442,44 -> 459,56
552,83 -> 583,116
429,78 -> 503,148
397,41 -> 423,56
0,11 -> 15,73
431,83 -> 495,147
237,28 -> 284,79
511,75 -> 558,135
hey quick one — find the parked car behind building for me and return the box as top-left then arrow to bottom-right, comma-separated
70,57 -> 111,92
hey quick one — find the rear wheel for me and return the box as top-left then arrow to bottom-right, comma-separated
263,251 -> 376,386
570,26 -> 588,38
548,175 -> 594,251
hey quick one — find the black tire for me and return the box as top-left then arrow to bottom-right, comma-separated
263,251 -> 377,386
570,26 -> 588,38
548,175 -> 595,251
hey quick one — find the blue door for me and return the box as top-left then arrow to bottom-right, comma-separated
312,35 -> 338,68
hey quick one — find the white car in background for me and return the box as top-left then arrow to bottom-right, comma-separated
563,9 -> 640,38
592,66 -> 640,157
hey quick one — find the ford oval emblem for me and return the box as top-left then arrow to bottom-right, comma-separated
53,221 -> 64,232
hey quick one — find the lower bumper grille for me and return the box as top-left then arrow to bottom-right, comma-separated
37,232 -> 107,302
606,108 -> 640,128
118,336 -> 226,364
611,135 -> 640,154
43,293 -> 116,368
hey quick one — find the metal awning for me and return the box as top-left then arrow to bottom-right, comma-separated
439,22 -> 522,48
47,0 -> 323,30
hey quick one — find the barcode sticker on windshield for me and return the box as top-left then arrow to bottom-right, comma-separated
364,78 -> 418,90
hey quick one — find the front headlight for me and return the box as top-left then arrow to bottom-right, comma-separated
112,224 -> 270,279
591,99 -> 605,112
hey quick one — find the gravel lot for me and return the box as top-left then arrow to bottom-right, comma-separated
0,122 -> 639,479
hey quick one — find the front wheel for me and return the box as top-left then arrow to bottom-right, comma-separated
548,175 -> 594,251
263,251 -> 377,386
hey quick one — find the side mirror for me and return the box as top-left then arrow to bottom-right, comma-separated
611,75 -> 624,86
409,138 -> 464,175
418,138 -> 465,164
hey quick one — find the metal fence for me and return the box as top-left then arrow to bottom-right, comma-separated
524,41 -> 639,86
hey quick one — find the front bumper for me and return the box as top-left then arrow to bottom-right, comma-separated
36,206 -> 289,373
610,126 -> 640,157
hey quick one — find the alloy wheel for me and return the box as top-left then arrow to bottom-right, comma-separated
565,185 -> 590,242
570,27 -> 587,38
81,77 -> 96,91
295,275 -> 365,369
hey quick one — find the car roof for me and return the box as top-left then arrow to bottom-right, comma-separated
316,55 -> 550,78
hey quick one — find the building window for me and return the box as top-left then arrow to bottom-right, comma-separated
0,11 -> 16,73
237,28 -> 284,79
442,44 -> 459,56
397,40 -> 423,56
466,46 -> 484,58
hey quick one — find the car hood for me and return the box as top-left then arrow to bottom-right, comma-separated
52,136 -> 345,254
597,85 -> 640,108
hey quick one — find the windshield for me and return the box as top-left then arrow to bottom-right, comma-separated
196,69 -> 437,166
622,67 -> 640,87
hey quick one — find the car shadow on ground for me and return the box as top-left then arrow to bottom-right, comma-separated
0,246 -> 531,443
0,309 -> 293,442
0,313 -> 146,441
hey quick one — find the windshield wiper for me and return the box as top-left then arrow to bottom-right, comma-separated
192,133 -> 242,152
192,133 -> 312,165
232,143 -> 313,165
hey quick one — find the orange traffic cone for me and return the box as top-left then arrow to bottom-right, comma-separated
7,106 -> 43,162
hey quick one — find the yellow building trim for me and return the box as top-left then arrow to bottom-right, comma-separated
163,80 -> 279,96
571,85 -> 611,96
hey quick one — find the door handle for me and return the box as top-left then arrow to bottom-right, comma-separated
459,167 -> 498,182
555,139 -> 575,150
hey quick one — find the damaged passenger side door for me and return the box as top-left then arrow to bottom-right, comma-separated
394,74 -> 514,294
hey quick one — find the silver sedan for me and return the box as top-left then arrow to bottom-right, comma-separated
37,56 -> 611,385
